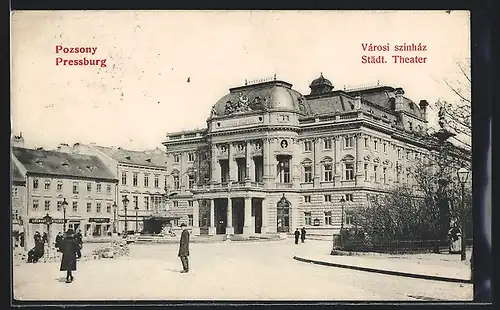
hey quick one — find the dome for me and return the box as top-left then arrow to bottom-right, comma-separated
310,73 -> 333,88
309,73 -> 334,95
210,81 -> 306,117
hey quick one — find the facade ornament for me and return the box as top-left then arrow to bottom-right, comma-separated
280,139 -> 288,148
210,105 -> 218,117
224,92 -> 253,115
363,155 -> 371,161
298,96 -> 307,113
383,159 -> 389,165
373,157 -> 380,163
237,143 -> 245,151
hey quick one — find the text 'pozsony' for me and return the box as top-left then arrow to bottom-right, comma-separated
55,45 -> 107,68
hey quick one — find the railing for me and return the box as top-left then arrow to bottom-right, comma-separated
275,183 -> 293,189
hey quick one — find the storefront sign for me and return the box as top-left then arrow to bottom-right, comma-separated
88,218 -> 110,223
29,218 -> 65,224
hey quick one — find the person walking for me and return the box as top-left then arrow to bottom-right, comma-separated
59,228 -> 81,283
55,232 -> 63,252
27,234 -> 44,263
178,223 -> 190,273
42,232 -> 48,244
300,227 -> 307,243
19,232 -> 25,248
294,228 -> 300,245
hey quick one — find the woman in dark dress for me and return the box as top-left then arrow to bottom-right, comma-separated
59,229 -> 81,283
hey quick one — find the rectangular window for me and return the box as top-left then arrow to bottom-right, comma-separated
324,194 -> 332,202
364,164 -> 368,181
73,182 -> 79,194
397,149 -> 401,158
144,174 -> 149,187
173,154 -> 180,163
188,215 -> 193,226
44,200 -> 50,211
87,182 -> 92,192
173,176 -> 180,189
173,201 -> 179,208
188,201 -> 194,207
96,202 -> 102,213
57,200 -> 62,211
144,197 -> 149,210
304,212 -> 312,226
323,139 -> 332,150
364,137 -> 368,148
374,140 -> 378,151
57,181 -> 63,191
345,194 -> 354,202
97,184 -> 103,193
87,202 -> 92,213
165,177 -> 168,189
72,201 -> 78,212
188,153 -> 195,162
408,122 -> 413,131
106,184 -> 111,194
345,163 -> 354,180
133,173 -> 138,187
121,172 -> 127,185
324,164 -> 333,181
324,211 -> 332,226
32,199 -> 39,211
33,179 -> 39,189
383,143 -> 387,153
12,188 -> 18,198
106,203 -> 111,213
304,166 -> 313,183
345,137 -> 353,148
188,175 -> 195,189
304,141 -> 312,152
44,180 -> 51,190
133,196 -> 138,209
383,167 -> 387,183
154,175 -> 159,188
304,195 -> 311,203
346,212 -> 354,225
374,165 -> 378,182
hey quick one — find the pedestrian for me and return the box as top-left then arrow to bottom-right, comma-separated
34,231 -> 41,244
42,232 -> 48,244
301,227 -> 307,243
19,232 -> 25,248
27,234 -> 44,263
59,228 -> 81,283
178,223 -> 190,273
55,232 -> 63,251
294,228 -> 300,245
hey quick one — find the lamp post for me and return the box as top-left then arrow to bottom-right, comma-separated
43,213 -> 53,250
62,198 -> 68,232
122,195 -> 129,234
112,202 -> 117,233
340,196 -> 346,248
457,167 -> 470,261
135,205 -> 139,233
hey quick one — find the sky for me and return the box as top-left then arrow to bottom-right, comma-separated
11,10 -> 470,150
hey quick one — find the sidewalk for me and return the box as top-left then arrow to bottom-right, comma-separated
294,251 -> 472,284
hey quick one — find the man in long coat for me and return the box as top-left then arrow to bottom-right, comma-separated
59,229 -> 81,283
178,223 -> 190,273
294,228 -> 300,245
300,227 -> 307,243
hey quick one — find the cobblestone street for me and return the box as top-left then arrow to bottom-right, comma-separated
13,240 -> 473,301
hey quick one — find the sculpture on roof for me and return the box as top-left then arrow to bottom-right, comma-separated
211,105 -> 218,117
224,92 -> 253,115
298,96 -> 307,113
438,106 -> 448,130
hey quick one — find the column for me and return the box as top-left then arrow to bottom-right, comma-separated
208,199 -> 216,235
355,134 -> 363,186
263,138 -> 270,180
228,143 -> 236,183
192,199 -> 200,236
246,141 -> 253,181
210,144 -> 219,184
226,197 -> 234,235
313,138 -> 321,187
334,136 -> 342,188
243,197 -> 253,235
261,198 -> 268,234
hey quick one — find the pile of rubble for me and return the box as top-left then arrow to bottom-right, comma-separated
91,240 -> 130,259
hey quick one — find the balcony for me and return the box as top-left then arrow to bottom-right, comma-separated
192,181 -> 265,193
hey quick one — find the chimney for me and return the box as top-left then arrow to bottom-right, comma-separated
354,96 -> 362,110
57,143 -> 72,153
11,132 -> 25,148
419,100 -> 429,119
394,87 -> 405,111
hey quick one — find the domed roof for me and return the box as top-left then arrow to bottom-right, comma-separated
310,73 -> 333,88
210,81 -> 306,117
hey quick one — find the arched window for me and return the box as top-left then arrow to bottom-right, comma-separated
276,195 -> 290,233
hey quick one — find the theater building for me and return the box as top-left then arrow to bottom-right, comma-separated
164,74 -> 437,237
11,147 -> 118,248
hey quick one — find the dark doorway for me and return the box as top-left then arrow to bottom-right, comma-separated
232,198 -> 244,234
253,199 -> 262,233
254,156 -> 264,183
277,194 -> 290,233
215,199 -> 227,234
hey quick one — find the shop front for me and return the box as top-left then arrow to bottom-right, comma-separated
87,217 -> 112,238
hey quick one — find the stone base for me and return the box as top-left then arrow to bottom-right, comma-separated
208,226 -> 216,236
243,226 -> 254,235
192,227 -> 200,236
226,227 -> 234,235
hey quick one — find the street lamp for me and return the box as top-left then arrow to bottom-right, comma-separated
112,202 -> 117,233
135,205 -> 139,233
43,213 -> 53,248
122,195 -> 129,234
340,196 -> 346,248
457,167 -> 470,261
62,198 -> 68,232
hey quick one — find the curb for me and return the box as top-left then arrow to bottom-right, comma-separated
293,256 -> 472,284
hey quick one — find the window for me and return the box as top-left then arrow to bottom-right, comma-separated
72,201 -> 78,212
383,143 -> 387,153
121,172 -> 127,185
173,154 -> 180,163
324,211 -> 332,225
12,188 -> 18,198
44,180 -> 51,190
324,194 -> 332,202
397,149 -> 401,158
345,194 -> 354,202
96,202 -> 102,213
165,177 -> 168,189
57,181 -> 63,191
344,137 -> 353,148
304,166 -> 313,183
154,175 -> 159,188
173,201 -> 179,208
345,163 -> 354,180
364,164 -> 369,181
44,200 -> 51,211
304,141 -> 312,152
106,184 -> 111,195
188,215 -> 193,226
144,197 -> 149,210
133,173 -> 138,186
97,183 -> 102,193
304,195 -> 311,203
374,140 -> 378,151
407,151 -> 411,160
374,165 -> 378,182
87,182 -> 92,192
188,175 -> 195,189
304,212 -> 312,226
106,203 -> 111,213
324,139 -> 332,150
324,164 -> 333,181
188,200 -> 194,207
57,200 -> 62,211
73,182 -> 79,194
346,212 -> 354,225
383,167 -> 387,183
408,122 -> 413,131
133,196 -> 138,209
144,174 -> 149,187
364,137 -> 368,148
87,202 -> 92,213
32,199 -> 39,211
188,153 -> 195,162
33,179 -> 39,189
173,175 -> 180,189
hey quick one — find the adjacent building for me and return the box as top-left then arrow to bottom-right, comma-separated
11,162 -> 26,237
11,146 -> 118,248
163,74 -> 445,237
